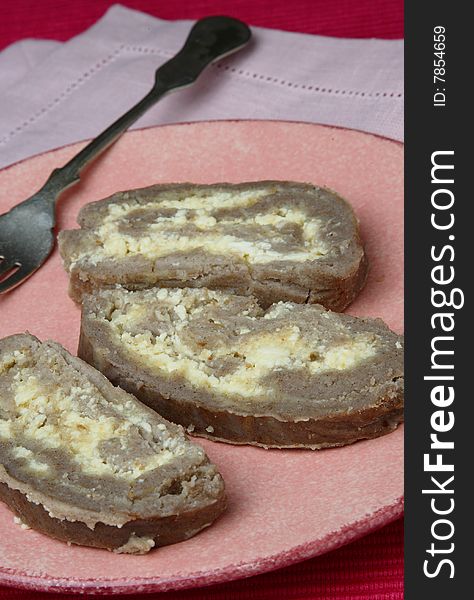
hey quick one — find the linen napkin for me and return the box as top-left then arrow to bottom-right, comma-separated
0,4 -> 403,171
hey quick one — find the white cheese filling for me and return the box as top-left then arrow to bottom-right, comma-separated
69,190 -> 329,266
108,289 -> 377,399
0,364 -> 180,480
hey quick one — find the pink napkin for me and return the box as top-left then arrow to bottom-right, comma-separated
0,4 -> 403,171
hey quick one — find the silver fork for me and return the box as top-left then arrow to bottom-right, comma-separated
0,16 -> 251,294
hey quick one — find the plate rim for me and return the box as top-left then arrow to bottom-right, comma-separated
0,118 -> 403,177
0,497 -> 403,594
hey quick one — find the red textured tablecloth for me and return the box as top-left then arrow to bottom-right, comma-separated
0,0 -> 403,50
0,1 -> 404,598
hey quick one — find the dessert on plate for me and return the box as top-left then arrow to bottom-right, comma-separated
78,286 -> 404,449
59,181 -> 368,311
0,334 -> 226,553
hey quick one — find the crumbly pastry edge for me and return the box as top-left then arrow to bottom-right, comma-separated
78,313 -> 404,450
0,479 -> 226,553
0,333 -> 227,552
58,181 -> 369,310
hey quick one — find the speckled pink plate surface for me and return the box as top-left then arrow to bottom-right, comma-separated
0,121 -> 403,594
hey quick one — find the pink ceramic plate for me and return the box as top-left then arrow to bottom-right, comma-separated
0,121 -> 403,594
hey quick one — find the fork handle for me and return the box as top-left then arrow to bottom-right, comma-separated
34,16 -> 250,206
